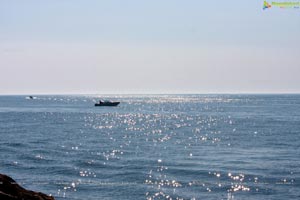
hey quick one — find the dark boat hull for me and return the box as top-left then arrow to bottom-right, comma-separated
95,102 -> 120,107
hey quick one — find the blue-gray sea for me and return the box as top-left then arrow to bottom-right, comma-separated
0,95 -> 299,200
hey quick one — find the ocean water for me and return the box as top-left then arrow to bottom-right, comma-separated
0,94 -> 299,200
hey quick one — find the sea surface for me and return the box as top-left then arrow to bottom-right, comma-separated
0,94 -> 299,200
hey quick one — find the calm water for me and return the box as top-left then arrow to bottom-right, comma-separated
0,95 -> 299,200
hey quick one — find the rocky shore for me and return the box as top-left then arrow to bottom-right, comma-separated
0,173 -> 54,200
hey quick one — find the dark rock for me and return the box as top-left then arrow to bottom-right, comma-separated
0,173 -> 54,200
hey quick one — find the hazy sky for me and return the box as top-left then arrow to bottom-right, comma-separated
1,0 -> 299,94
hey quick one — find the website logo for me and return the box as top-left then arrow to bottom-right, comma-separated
263,1 -> 272,9
263,1 -> 300,9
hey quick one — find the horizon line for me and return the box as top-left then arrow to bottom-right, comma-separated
1,92 -> 300,96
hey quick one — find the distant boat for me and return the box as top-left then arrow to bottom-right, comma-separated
26,96 -> 36,99
95,100 -> 120,107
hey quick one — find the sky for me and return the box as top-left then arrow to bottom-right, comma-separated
0,0 -> 299,94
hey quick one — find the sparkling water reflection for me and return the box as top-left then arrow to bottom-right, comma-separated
0,95 -> 299,200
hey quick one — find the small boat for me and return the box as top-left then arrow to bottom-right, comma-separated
26,96 -> 36,100
95,100 -> 120,107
